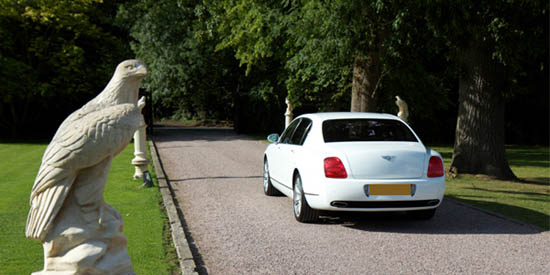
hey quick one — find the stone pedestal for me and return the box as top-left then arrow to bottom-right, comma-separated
132,101 -> 149,180
34,159 -> 134,274
132,97 -> 149,180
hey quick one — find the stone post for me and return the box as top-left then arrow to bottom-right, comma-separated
132,115 -> 148,179
132,97 -> 152,187
285,97 -> 293,128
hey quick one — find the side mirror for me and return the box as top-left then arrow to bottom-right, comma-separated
267,133 -> 280,143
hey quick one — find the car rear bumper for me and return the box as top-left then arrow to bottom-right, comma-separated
304,177 -> 445,212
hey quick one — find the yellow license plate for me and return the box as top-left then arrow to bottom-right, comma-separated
369,184 -> 411,196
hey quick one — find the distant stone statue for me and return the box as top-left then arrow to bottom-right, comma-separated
25,60 -> 147,274
395,95 -> 409,123
285,97 -> 293,128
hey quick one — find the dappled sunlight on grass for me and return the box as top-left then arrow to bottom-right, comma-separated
521,177 -> 550,185
429,145 -> 550,230
445,175 -> 549,229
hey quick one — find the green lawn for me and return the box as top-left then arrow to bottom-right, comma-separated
430,145 -> 550,230
0,143 -> 177,274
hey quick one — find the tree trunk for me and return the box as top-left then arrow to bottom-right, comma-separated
351,52 -> 380,112
232,77 -> 241,133
9,99 -> 19,139
449,44 -> 516,180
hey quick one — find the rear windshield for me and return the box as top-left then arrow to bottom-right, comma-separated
322,119 -> 418,142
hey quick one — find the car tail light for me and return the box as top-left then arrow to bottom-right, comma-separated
427,156 -> 444,178
324,157 -> 347,178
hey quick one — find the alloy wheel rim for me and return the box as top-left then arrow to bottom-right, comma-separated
293,178 -> 302,217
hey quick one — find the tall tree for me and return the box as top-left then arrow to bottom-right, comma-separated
425,0 -> 548,180
262,0 -> 396,112
198,0 -> 290,132
285,0 -> 454,125
213,0 -> 450,118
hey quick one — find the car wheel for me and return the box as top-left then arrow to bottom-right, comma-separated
263,159 -> 280,196
407,208 -> 437,220
293,173 -> 319,223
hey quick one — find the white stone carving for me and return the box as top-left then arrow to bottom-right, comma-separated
25,60 -> 147,274
395,95 -> 409,123
285,97 -> 293,128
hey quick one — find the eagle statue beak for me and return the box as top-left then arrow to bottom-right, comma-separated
134,61 -> 147,77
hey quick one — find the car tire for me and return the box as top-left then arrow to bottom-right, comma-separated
293,173 -> 319,223
263,159 -> 281,196
407,208 -> 437,220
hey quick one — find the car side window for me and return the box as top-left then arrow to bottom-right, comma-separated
280,119 -> 301,144
290,118 -> 312,145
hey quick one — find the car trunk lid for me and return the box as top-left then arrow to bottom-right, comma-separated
325,142 -> 426,179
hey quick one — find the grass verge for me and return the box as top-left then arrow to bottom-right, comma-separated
430,145 -> 549,230
0,143 -> 177,274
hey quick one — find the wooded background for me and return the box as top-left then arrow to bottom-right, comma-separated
1,0 -> 547,179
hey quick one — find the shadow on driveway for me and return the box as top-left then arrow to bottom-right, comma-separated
315,199 -> 545,235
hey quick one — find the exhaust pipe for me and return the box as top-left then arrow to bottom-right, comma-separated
427,200 -> 440,206
330,201 -> 348,208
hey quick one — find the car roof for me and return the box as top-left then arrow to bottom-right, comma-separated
297,112 -> 400,122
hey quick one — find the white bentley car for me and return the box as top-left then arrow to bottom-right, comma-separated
263,112 -> 445,222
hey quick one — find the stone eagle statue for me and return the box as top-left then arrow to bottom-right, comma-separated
395,95 -> 409,123
26,60 -> 147,274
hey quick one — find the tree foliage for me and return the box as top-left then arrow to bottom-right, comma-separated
115,0 -> 546,148
208,0 -> 453,135
118,0 -> 289,133
284,1 -> 453,121
0,0 -> 132,139
118,0 -> 224,120
1,0 -> 546,181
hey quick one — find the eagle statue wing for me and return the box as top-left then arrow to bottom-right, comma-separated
26,103 -> 141,240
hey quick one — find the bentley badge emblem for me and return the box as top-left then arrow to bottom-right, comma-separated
381,155 -> 396,162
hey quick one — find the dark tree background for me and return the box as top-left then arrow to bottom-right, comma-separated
1,0 -> 547,179
0,0 -> 134,139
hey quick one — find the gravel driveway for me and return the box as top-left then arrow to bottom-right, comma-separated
153,126 -> 549,275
